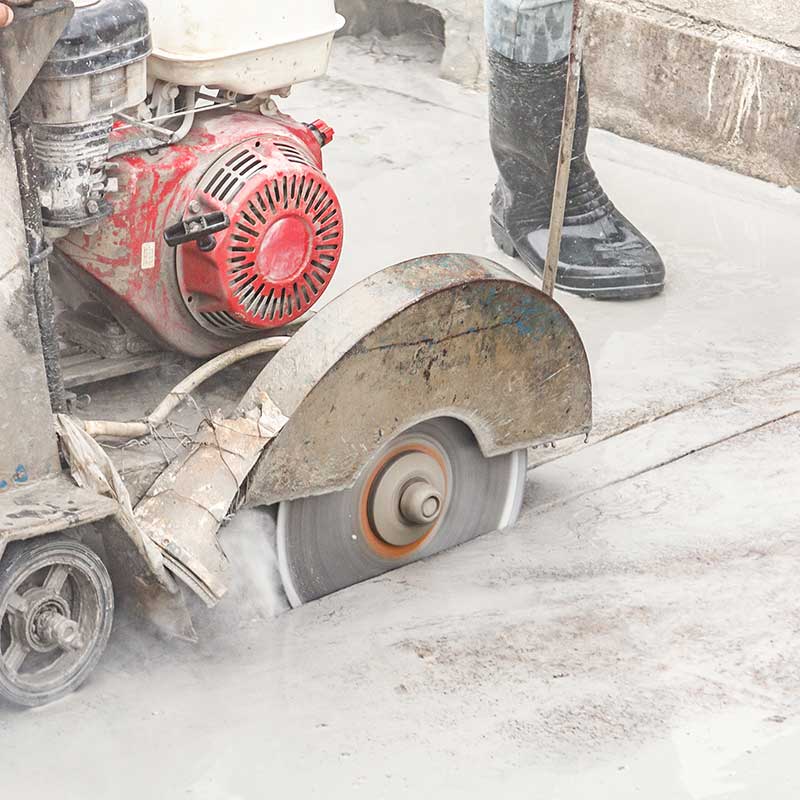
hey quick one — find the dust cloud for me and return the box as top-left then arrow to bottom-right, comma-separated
216,507 -> 291,624
93,507 -> 289,688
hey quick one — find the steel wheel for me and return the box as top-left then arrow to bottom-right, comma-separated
277,418 -> 527,606
0,536 -> 114,707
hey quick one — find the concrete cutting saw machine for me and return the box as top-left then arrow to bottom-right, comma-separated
0,0 -> 591,706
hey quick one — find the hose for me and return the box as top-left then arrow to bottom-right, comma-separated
10,112 -> 68,413
80,336 -> 290,440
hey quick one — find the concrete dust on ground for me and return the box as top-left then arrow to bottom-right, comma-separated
2,412 -> 797,799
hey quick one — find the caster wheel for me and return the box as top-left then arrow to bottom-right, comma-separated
0,536 -> 114,707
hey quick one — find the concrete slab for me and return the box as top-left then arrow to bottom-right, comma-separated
586,0 -> 800,187
529,364 -> 800,502
644,0 -> 800,50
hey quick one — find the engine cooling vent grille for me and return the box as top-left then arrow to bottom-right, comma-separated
179,135 -> 343,337
274,142 -> 315,166
203,146 -> 269,203
198,310 -> 253,335
224,172 -> 342,326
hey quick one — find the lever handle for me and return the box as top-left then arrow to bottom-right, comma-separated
164,211 -> 230,250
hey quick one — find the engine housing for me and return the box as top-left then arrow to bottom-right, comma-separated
56,111 -> 343,357
178,134 -> 341,336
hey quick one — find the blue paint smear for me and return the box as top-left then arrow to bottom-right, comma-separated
476,285 -> 559,341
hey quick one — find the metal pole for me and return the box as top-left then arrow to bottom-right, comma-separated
541,0 -> 587,298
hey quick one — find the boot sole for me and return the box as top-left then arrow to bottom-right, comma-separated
490,218 -> 664,301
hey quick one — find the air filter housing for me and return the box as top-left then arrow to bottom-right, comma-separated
26,0 -> 151,228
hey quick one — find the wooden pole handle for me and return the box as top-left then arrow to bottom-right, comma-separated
541,0 -> 587,298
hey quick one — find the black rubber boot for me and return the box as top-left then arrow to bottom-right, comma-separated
488,50 -> 665,300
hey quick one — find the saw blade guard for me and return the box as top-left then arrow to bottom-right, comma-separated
242,253 -> 592,508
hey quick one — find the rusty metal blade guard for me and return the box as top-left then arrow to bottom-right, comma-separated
243,253 -> 592,506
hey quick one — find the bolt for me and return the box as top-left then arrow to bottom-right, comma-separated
86,199 -> 100,215
188,200 -> 201,214
421,495 -> 441,518
36,610 -> 84,651
259,99 -> 278,116
399,481 -> 443,525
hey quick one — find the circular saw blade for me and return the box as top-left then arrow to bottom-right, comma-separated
277,418 -> 527,607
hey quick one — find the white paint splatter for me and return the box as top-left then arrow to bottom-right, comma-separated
707,47 -> 723,121
731,54 -> 764,143
708,50 -> 764,145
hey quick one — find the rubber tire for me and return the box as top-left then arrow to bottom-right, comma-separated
0,536 -> 114,708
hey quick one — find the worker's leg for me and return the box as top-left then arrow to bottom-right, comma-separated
486,0 -> 665,300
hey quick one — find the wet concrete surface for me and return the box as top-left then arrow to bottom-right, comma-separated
2,36 -> 799,798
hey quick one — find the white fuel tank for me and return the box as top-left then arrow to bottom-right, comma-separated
143,0 -> 345,94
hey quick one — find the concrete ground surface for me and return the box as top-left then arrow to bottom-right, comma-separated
3,37 -> 799,798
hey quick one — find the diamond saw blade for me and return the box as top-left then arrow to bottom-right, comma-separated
276,418 -> 527,607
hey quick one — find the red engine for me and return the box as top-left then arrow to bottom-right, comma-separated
56,111 -> 343,357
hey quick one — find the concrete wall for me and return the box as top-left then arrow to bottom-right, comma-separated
335,0 -> 800,187
337,0 -> 486,87
586,0 -> 800,189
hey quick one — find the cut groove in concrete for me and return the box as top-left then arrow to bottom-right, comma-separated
529,367 -> 800,511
